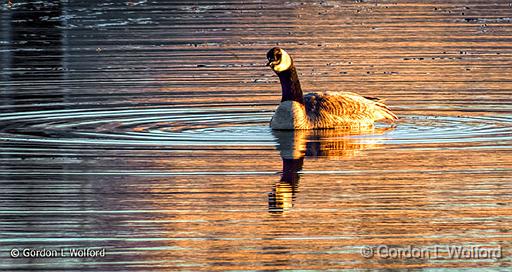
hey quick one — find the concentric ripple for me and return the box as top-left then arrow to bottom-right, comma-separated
1,106 -> 511,149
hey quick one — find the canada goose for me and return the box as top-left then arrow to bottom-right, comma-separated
266,47 -> 398,130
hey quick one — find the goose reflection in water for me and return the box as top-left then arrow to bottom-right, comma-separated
269,127 -> 394,214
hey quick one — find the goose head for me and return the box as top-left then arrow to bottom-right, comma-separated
266,47 -> 292,73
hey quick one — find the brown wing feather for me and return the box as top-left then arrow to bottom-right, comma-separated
304,91 -> 397,128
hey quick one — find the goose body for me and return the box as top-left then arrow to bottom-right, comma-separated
266,48 -> 397,130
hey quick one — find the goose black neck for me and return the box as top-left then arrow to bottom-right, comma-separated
277,65 -> 304,104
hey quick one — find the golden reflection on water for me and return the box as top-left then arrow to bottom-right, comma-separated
1,0 -> 512,270
269,127 -> 393,213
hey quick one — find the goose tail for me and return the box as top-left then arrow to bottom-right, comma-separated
373,101 -> 398,122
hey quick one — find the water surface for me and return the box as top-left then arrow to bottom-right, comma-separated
1,0 -> 511,270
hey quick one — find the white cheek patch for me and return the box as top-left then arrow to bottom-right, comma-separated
273,49 -> 292,73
